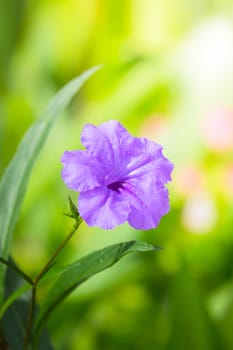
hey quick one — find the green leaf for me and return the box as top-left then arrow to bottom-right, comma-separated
2,258 -> 54,350
0,65 -> 101,304
34,240 -> 156,335
0,282 -> 31,320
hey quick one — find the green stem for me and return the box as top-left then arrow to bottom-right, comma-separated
23,218 -> 82,350
34,218 -> 82,285
23,287 -> 36,350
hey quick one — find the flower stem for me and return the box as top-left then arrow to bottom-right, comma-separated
23,287 -> 36,350
34,218 -> 82,286
23,218 -> 82,350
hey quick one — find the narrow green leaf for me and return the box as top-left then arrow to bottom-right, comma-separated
1,258 -> 30,349
34,240 -> 156,334
0,65 -> 101,303
3,296 -> 54,350
0,283 -> 31,320
2,258 -> 54,350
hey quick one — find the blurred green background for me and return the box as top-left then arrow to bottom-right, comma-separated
1,0 -> 233,349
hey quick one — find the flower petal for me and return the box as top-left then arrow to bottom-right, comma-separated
127,186 -> 170,230
61,150 -> 104,192
125,138 -> 173,185
119,137 -> 173,229
78,187 -> 130,229
80,121 -> 135,179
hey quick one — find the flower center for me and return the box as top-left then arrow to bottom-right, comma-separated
107,181 -> 124,192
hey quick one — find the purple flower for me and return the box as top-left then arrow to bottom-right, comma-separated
61,120 -> 173,230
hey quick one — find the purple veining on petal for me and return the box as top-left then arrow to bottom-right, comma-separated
61,120 -> 174,230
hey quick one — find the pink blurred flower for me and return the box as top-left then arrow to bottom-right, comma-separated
201,107 -> 233,152
174,164 -> 203,196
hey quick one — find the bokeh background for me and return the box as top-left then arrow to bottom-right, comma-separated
1,0 -> 233,349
